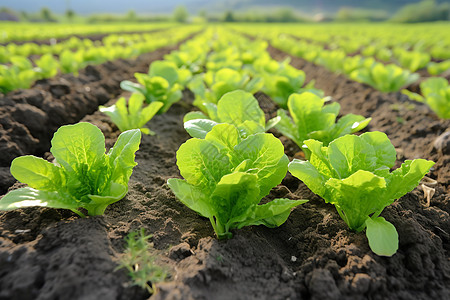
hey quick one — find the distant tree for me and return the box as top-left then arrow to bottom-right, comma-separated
198,9 -> 207,19
126,9 -> 137,22
65,9 -> 75,22
173,6 -> 188,23
224,11 -> 235,22
40,7 -> 56,22
391,0 -> 449,22
274,8 -> 297,22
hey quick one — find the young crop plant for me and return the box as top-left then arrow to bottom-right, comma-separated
121,61 -> 190,113
183,90 -> 280,139
350,62 -> 419,92
402,77 -> 450,119
427,60 -> 450,76
34,53 -> 59,79
253,58 -> 323,108
0,122 -> 141,217
99,93 -> 163,135
393,48 -> 431,72
288,132 -> 434,256
274,92 -> 371,158
0,56 -> 36,93
188,68 -> 262,112
116,228 -> 168,294
168,123 -> 307,239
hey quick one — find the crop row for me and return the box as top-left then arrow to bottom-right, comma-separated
0,27 -> 435,260
229,24 -> 449,118
0,26 -> 200,94
0,22 -> 176,43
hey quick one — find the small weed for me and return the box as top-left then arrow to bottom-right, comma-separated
116,228 -> 168,294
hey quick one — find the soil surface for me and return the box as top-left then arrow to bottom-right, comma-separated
0,39 -> 449,300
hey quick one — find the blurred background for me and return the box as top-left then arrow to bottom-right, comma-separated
0,0 -> 449,23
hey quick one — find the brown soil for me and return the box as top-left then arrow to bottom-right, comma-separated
0,41 -> 449,300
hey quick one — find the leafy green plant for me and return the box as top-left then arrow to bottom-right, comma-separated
274,92 -> 371,157
350,62 -> 419,92
0,56 -> 36,93
0,122 -> 141,216
168,123 -> 307,239
427,60 -> 450,76
188,68 -> 262,112
288,132 -> 434,256
183,90 -> 279,139
254,58 -> 323,108
402,77 -> 450,119
60,49 -> 84,76
35,53 -> 59,79
121,61 -> 188,113
116,228 -> 168,294
394,48 -> 431,72
99,93 -> 163,135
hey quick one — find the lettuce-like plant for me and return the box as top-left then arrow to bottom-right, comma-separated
288,132 -> 434,256
427,60 -> 450,76
168,123 -> 307,239
35,53 -> 59,79
188,68 -> 262,112
183,90 -> 280,139
350,62 -> 419,92
274,92 -> 371,157
121,61 -> 189,113
394,48 -> 430,72
99,93 -> 163,135
0,122 -> 141,217
402,77 -> 450,119
60,49 -> 84,76
254,58 -> 323,108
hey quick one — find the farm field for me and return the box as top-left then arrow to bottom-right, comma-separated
0,21 -> 449,300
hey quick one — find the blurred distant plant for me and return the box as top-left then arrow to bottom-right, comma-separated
173,6 -> 189,23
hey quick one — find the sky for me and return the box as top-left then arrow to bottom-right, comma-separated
0,0 -> 431,15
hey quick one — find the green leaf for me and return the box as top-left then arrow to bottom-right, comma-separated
204,123 -> 240,151
167,178 -> 213,218
176,138 -> 232,192
10,156 -> 61,191
149,61 -> 179,86
232,133 -> 288,198
217,90 -> 265,128
384,159 -> 434,201
120,80 -> 145,95
288,159 -> 327,198
0,187 -> 76,211
211,172 -> 260,236
236,198 -> 308,228
183,111 -> 208,123
325,170 -> 386,230
50,122 -> 105,172
108,129 -> 141,184
327,135 -> 376,179
184,119 -> 218,139
365,217 -> 398,257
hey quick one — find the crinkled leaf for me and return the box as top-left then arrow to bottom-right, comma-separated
232,133 -> 288,198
